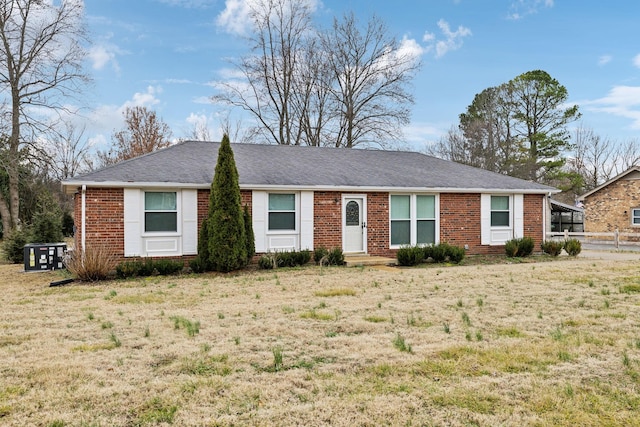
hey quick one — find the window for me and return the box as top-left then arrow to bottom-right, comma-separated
269,193 -> 296,230
390,195 -> 410,245
632,209 -> 640,225
390,194 -> 437,246
145,192 -> 177,232
490,196 -> 510,227
416,195 -> 436,244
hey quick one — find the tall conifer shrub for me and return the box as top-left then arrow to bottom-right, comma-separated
206,135 -> 247,272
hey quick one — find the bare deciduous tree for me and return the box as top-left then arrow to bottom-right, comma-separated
0,0 -> 88,233
321,12 -> 419,148
613,138 -> 640,175
98,106 -> 173,167
567,126 -> 616,191
214,0 -> 315,146
213,1 -> 420,148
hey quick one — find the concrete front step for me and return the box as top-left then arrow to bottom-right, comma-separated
344,254 -> 397,267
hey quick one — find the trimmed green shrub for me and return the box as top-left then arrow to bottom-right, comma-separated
431,243 -> 448,263
422,245 -> 434,261
396,246 -> 425,266
505,237 -> 535,257
258,254 -> 276,270
541,240 -> 563,257
327,248 -> 345,266
154,259 -> 184,275
313,247 -> 328,265
504,239 -> 518,257
115,258 -> 183,278
189,256 -> 207,274
564,238 -> 582,256
446,245 -> 466,264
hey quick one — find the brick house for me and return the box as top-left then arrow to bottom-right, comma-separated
578,166 -> 640,233
62,141 -> 557,261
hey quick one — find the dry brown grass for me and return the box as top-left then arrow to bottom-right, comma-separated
1,255 -> 640,426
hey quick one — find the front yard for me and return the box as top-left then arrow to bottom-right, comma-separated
1,255 -> 640,426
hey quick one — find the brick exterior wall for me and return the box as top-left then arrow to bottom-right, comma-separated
313,191 -> 342,250
584,175 -> 640,233
74,187 -> 546,261
73,187 -> 124,257
523,194 -> 544,250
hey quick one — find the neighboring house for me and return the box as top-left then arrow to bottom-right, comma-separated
550,199 -> 584,232
578,166 -> 640,233
62,141 -> 558,261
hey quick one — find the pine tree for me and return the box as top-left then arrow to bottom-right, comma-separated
207,135 -> 247,272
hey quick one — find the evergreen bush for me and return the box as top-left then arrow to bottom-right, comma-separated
431,243 -> 448,263
313,247 -> 328,265
207,135 -> 247,272
30,192 -> 64,244
446,245 -> 466,264
327,248 -> 345,266
564,238 -> 582,256
505,237 -> 534,257
396,246 -> 425,266
189,256 -> 207,274
541,240 -> 563,257
2,228 -> 29,264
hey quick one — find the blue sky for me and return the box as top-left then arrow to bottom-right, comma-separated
82,0 -> 640,151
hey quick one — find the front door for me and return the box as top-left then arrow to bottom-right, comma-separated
344,197 -> 366,253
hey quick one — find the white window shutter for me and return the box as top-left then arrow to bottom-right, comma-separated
513,194 -> 524,238
480,194 -> 491,245
182,189 -> 198,255
300,191 -> 314,250
252,191 -> 267,252
124,189 -> 141,257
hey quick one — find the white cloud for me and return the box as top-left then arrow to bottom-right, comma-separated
633,54 -> 640,68
584,86 -> 640,129
156,0 -> 215,7
423,19 -> 472,59
598,55 -> 612,66
397,36 -> 425,61
507,0 -> 554,20
215,0 -> 319,36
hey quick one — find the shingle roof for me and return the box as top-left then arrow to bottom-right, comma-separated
63,140 -> 556,193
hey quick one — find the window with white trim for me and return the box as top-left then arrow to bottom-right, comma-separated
268,193 -> 296,230
490,195 -> 510,227
144,192 -> 177,232
390,194 -> 437,246
632,208 -> 640,226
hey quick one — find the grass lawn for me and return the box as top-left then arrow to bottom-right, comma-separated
1,255 -> 640,426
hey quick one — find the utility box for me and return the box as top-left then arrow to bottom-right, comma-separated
24,243 -> 67,271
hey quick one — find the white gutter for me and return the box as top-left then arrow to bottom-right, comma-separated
81,185 -> 86,256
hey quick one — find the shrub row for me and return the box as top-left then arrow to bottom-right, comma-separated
541,238 -> 582,257
257,249 -> 312,270
396,243 -> 466,266
116,258 -> 184,278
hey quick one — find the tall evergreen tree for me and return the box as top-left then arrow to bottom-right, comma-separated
207,135 -> 247,272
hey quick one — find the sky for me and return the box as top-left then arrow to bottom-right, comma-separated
80,0 -> 640,152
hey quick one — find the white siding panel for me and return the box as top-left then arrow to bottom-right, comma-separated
253,191 -> 267,252
300,191 -> 314,250
124,189 -> 142,257
513,194 -> 524,239
480,194 -> 491,245
182,189 -> 198,255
